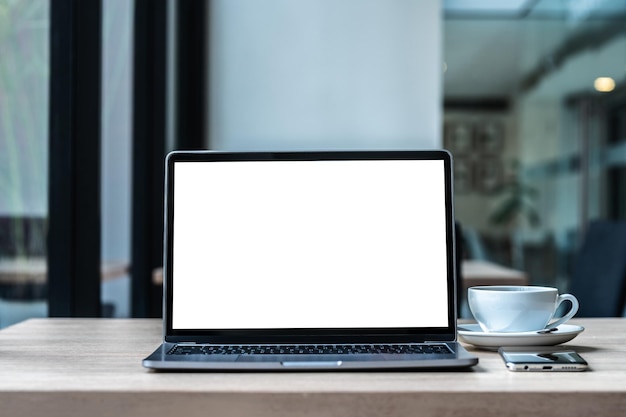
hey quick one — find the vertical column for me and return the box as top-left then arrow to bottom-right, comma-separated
175,0 -> 208,149
48,0 -> 103,317
131,0 -> 168,318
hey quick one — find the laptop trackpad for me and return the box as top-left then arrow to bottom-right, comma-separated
281,361 -> 343,368
235,355 -> 345,368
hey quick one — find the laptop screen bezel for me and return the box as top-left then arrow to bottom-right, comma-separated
162,150 -> 458,344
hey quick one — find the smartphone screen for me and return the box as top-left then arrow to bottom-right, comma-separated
498,347 -> 588,372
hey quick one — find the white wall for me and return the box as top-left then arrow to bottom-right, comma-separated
209,0 -> 442,151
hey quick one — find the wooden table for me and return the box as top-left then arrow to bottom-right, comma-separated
0,318 -> 624,417
461,259 -> 529,292
153,261 -> 530,289
0,258 -> 128,284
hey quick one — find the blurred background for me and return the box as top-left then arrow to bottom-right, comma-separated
1,0 -> 626,327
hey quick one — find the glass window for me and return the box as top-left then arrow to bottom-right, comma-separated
443,0 -> 626,314
0,0 -> 50,328
101,0 -> 133,318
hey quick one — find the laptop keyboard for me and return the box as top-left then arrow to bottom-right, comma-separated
168,343 -> 452,356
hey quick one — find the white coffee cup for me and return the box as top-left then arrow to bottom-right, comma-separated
468,285 -> 579,333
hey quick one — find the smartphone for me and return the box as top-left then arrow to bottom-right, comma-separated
498,346 -> 588,372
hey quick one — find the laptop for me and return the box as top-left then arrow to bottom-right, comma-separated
142,150 -> 478,370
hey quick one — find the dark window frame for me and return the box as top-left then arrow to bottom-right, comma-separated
131,0 -> 168,318
48,0 -> 209,318
131,0 -> 208,317
48,0 -> 103,317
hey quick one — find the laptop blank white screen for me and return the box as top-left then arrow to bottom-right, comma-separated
171,159 -> 450,329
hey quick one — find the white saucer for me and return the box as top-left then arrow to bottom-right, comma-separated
457,323 -> 585,349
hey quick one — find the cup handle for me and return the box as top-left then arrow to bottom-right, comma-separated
547,293 -> 579,329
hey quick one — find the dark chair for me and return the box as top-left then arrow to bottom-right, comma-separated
569,220 -> 626,317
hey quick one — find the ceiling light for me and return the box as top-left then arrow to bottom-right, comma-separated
594,77 -> 615,92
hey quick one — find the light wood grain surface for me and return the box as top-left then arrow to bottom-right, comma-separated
0,318 -> 624,417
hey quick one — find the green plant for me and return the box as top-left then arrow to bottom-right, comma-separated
488,162 -> 540,228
